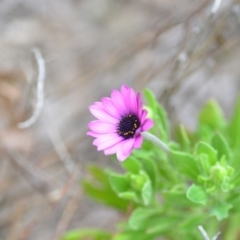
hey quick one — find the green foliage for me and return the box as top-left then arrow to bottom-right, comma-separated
228,96 -> 240,150
210,201 -> 233,221
128,207 -> 163,230
186,184 -> 207,205
65,91 -> 240,240
107,168 -> 153,205
170,150 -> 199,181
62,229 -> 112,240
211,133 -> 231,160
174,125 -> 191,151
198,99 -> 225,131
144,89 -> 169,142
122,157 -> 141,174
82,165 -> 131,211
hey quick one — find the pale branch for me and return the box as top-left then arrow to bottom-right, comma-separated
18,48 -> 46,129
211,0 -> 222,15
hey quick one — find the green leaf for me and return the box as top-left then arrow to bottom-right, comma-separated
210,164 -> 225,184
178,215 -> 205,233
113,231 -> 151,240
163,191 -> 196,207
186,184 -> 208,205
143,88 -> 158,109
145,216 -> 181,235
88,165 -> 109,184
171,151 -> 199,181
175,125 -> 191,151
128,207 -> 162,230
198,99 -> 225,130
129,171 -> 149,191
144,89 -> 169,141
82,166 -> 131,210
197,125 -> 213,142
108,172 -> 129,194
141,158 -> 158,189
141,180 -> 152,206
122,157 -> 141,174
118,191 -> 139,202
82,181 -> 129,211
128,171 -> 153,205
210,201 -> 233,220
62,229 -> 112,240
228,96 -> 240,150
129,208 -> 180,236
156,105 -> 169,141
227,192 -> 240,206
211,133 -> 231,160
221,176 -> 234,192
198,154 -> 211,176
196,142 -> 217,165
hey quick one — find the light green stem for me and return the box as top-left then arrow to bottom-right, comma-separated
198,225 -> 220,240
142,132 -> 169,152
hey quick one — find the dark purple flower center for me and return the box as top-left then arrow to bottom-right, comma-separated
117,114 -> 140,139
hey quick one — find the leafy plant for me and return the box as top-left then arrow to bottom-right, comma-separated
63,90 -> 240,240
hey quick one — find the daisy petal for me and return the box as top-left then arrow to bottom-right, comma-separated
88,120 -> 116,133
93,133 -> 123,150
142,119 -> 154,131
134,134 -> 143,148
141,109 -> 148,123
87,131 -> 103,137
102,97 -> 121,118
92,101 -> 104,108
121,85 -> 130,99
111,90 -> 127,115
104,140 -> 124,155
137,93 -> 143,118
128,88 -> 138,115
117,138 -> 135,161
89,105 -> 118,123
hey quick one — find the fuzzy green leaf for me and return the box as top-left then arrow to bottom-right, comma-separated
129,171 -> 149,191
113,231 -> 152,240
171,151 -> 199,181
175,125 -> 191,151
198,99 -> 225,130
210,202 -> 233,220
196,142 -> 217,165
141,158 -> 159,189
118,191 -> 139,202
88,165 -> 109,184
108,172 -> 129,194
211,133 -> 231,160
141,180 -> 152,206
163,191 -> 196,207
144,89 -> 169,141
228,96 -> 240,150
128,207 -> 162,230
122,157 -> 141,174
186,184 -> 208,205
62,229 -> 112,240
82,181 -> 129,211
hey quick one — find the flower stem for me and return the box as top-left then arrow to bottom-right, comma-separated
198,225 -> 220,240
142,132 -> 169,152
198,226 -> 210,240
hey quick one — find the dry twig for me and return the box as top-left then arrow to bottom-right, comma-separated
18,48 -> 46,129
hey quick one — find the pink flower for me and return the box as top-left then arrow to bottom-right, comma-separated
87,85 -> 154,161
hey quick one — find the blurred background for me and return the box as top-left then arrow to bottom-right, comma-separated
0,0 -> 239,239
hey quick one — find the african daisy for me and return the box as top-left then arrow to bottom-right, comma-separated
87,85 -> 154,161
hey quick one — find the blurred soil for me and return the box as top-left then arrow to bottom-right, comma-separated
0,0 -> 240,239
